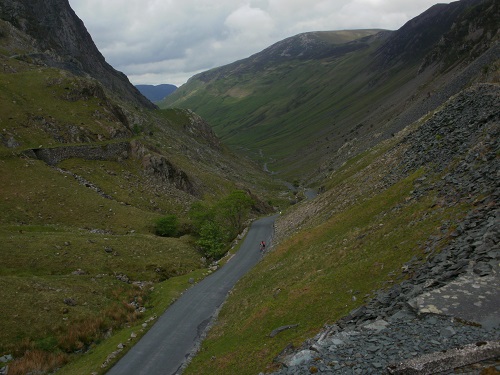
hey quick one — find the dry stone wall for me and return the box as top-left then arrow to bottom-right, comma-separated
24,140 -> 195,196
28,142 -> 131,166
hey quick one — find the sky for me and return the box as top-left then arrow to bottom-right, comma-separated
68,0 -> 447,87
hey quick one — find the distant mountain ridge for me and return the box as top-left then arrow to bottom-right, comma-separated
195,29 -> 384,82
161,0 -> 499,180
136,84 -> 177,102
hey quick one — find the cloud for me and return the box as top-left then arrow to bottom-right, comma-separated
68,0 -> 447,86
225,4 -> 274,41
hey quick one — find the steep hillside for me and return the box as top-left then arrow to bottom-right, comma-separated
0,2 -> 280,374
184,83 -> 499,374
161,0 -> 499,182
0,0 -> 155,109
1,0 -> 498,373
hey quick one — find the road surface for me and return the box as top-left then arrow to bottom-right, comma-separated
107,215 -> 277,375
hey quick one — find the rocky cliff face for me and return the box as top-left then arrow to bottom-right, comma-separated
418,0 -> 500,73
0,0 -> 155,109
374,0 -> 495,67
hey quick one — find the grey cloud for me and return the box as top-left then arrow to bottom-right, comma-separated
68,0 -> 446,86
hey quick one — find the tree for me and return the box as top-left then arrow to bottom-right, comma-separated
154,214 -> 179,237
188,201 -> 214,235
216,190 -> 253,238
189,190 -> 254,259
196,221 -> 226,259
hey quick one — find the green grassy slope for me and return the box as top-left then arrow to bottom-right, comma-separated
160,30 -> 412,176
161,0 -> 499,182
160,32 -> 421,179
183,84 -> 497,373
0,21 -> 281,374
187,176 -> 467,375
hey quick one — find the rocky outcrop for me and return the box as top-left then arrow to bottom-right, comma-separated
374,0 -> 495,67
130,140 -> 196,195
24,140 -> 196,196
182,110 -> 222,151
271,203 -> 499,374
417,0 -> 499,74
141,153 -> 194,195
0,0 -> 155,109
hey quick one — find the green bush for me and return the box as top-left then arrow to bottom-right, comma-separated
196,221 -> 227,259
189,190 -> 254,259
132,123 -> 142,134
154,214 -> 179,237
216,190 -> 253,238
188,201 -> 214,234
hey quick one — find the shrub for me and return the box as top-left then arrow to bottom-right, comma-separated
188,201 -> 214,235
216,190 -> 253,238
196,221 -> 227,260
154,214 -> 179,237
132,123 -> 142,134
189,190 -> 254,259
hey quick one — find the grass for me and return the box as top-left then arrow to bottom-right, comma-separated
0,65 -> 128,149
159,36 -> 423,178
57,158 -> 190,216
0,40 -> 282,375
0,229 -> 201,278
0,153 -> 204,369
183,165 -> 469,375
54,268 -> 208,375
2,269 -> 209,375
0,157 -> 160,232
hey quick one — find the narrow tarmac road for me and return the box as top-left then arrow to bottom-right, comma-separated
107,215 -> 277,375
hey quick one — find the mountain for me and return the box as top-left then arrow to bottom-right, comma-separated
0,1 -> 278,373
0,0 -> 155,109
1,0 -> 499,373
136,84 -> 177,102
186,81 -> 500,375
157,0 -> 499,373
160,0 -> 499,182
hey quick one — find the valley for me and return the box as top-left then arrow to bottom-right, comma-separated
0,0 -> 499,374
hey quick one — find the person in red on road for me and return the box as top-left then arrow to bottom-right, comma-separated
260,241 -> 266,252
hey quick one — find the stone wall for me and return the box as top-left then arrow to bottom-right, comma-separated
24,140 -> 196,196
28,142 -> 131,166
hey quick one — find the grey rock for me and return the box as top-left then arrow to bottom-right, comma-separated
63,297 -> 77,306
387,341 -> 500,374
440,326 -> 456,338
473,262 -> 492,276
284,350 -> 316,367
270,324 -> 299,338
362,319 -> 389,332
